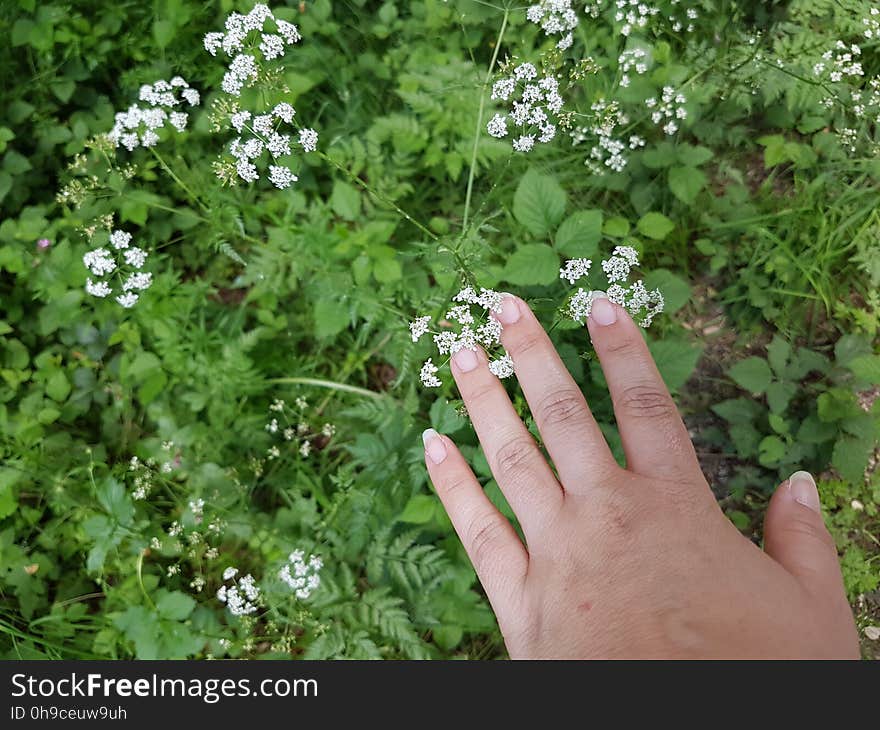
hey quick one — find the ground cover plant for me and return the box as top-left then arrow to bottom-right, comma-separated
0,0 -> 878,659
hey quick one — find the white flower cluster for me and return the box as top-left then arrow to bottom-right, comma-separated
410,287 -> 514,388
217,567 -> 261,616
865,8 -> 880,39
486,63 -> 564,152
571,99 -> 644,174
561,247 -> 664,327
108,77 -> 200,151
278,549 -> 323,600
220,102 -> 317,187
667,0 -> 699,33
618,47 -> 648,88
83,227 -> 153,308
813,42 -> 864,83
204,4 -> 301,97
262,397 -> 333,461
614,0 -> 660,37
526,1 -> 579,51
645,86 -> 687,135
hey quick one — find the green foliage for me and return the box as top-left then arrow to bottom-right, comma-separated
0,0 -> 878,660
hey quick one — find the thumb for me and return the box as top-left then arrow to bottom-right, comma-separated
763,471 -> 844,597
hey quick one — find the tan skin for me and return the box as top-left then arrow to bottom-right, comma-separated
422,294 -> 859,659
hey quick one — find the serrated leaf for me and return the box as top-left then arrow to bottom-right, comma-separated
330,180 -> 361,220
728,357 -> 773,394
758,434 -> 786,466
555,210 -> 602,257
313,299 -> 349,338
849,355 -> 880,385
766,380 -> 797,413
647,338 -> 702,391
766,335 -> 791,376
513,168 -> 567,237
668,166 -> 706,204
502,244 -> 559,286
156,590 -> 196,621
642,268 -> 690,314
832,435 -> 872,484
636,212 -> 674,241
398,495 -> 437,524
712,397 -> 764,425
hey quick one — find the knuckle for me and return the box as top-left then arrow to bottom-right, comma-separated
509,330 -> 546,360
537,389 -> 587,430
467,516 -> 508,573
783,514 -> 838,554
616,383 -> 676,420
599,332 -> 641,357
440,474 -> 473,499
463,377 -> 498,407
494,437 -> 539,480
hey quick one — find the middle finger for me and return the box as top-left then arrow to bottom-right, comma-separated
451,345 -> 563,540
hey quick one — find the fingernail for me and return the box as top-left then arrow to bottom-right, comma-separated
422,428 -> 447,464
589,291 -> 617,326
494,293 -> 521,325
452,347 -> 479,373
788,470 -> 821,513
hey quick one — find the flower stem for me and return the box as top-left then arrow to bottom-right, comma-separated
266,377 -> 382,399
462,6 -> 509,236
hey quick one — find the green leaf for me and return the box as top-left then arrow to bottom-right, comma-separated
156,590 -> 196,621
602,217 -> 630,237
330,181 -> 361,220
766,380 -> 797,414
676,144 -> 714,167
758,435 -> 786,466
832,435 -> 872,484
0,467 -> 20,520
728,357 -> 773,394
513,169 -> 567,237
97,478 -> 134,527
636,212 -> 674,241
766,335 -> 791,376
46,371 -> 70,402
642,269 -> 690,314
398,495 -> 437,524
502,244 -> 559,286
647,338 -> 702,391
797,415 -> 836,444
313,299 -> 349,338
668,166 -> 706,204
153,19 -> 177,48
555,210 -> 602,258
817,388 -> 858,422
429,397 -> 466,434
712,398 -> 764,425
849,355 -> 880,385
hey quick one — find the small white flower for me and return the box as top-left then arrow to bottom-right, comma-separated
85,278 -> 112,298
486,113 -> 509,138
268,165 -> 298,189
123,247 -> 148,269
513,134 -> 536,152
559,258 -> 592,285
109,230 -> 132,250
420,359 -> 442,388
115,292 -> 139,308
488,353 -> 515,379
231,110 -> 251,133
273,102 -> 296,123
83,248 -> 116,276
169,112 -> 188,132
298,128 -> 318,152
410,315 -> 431,343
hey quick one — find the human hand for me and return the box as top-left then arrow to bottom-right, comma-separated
422,293 -> 859,659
